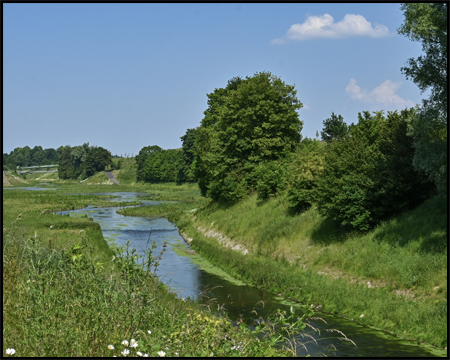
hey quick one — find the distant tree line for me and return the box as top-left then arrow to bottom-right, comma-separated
58,143 -> 113,180
3,146 -> 62,170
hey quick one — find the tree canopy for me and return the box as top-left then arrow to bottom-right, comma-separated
320,112 -> 348,142
398,3 -> 447,197
193,71 -> 303,202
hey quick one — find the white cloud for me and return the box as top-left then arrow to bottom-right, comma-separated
272,13 -> 390,43
345,78 -> 415,108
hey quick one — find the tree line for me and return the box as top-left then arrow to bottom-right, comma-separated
137,3 -> 446,232
3,146 -> 62,170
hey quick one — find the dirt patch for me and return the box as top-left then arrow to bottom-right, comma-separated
195,223 -> 249,255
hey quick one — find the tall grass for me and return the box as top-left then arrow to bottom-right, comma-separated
177,193 -> 447,348
3,227 -> 322,357
3,184 -> 325,357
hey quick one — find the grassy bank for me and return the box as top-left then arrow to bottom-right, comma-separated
3,184 -> 311,357
166,193 -> 447,349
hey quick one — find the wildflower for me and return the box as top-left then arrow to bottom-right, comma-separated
130,341 -> 138,348
359,314 -> 364,318
157,350 -> 166,357
122,340 -> 129,346
136,351 -> 142,356
50,225 -> 53,229
147,330 -> 152,335
6,349 -> 16,355
108,345 -> 115,350
143,354 -> 149,357
121,349 -> 130,356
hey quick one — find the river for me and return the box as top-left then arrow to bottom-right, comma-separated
51,191 -> 440,357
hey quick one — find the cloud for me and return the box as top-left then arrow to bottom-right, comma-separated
346,78 -> 415,108
271,13 -> 390,43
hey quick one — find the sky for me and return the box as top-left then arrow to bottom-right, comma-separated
3,3 -> 428,157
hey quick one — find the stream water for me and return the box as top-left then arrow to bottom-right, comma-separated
50,191 -> 441,357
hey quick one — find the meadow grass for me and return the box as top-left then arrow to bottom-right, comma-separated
176,192 -> 447,349
2,184 -> 318,357
4,171 -> 447,352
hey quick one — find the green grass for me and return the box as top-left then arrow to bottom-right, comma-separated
3,183 -> 317,357
176,192 -> 447,348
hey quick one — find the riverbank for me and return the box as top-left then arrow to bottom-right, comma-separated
180,193 -> 447,351
121,188 -> 447,352
2,184 -> 308,357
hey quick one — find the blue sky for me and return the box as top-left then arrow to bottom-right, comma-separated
3,3 -> 427,156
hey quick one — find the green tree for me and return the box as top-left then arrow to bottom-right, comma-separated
398,3 -> 447,196
135,145 -> 162,182
320,113 -> 348,142
316,110 -> 434,231
43,148 -> 58,165
195,72 -> 303,202
58,146 -> 74,179
84,146 -> 112,177
286,138 -> 325,213
180,128 -> 198,182
70,143 -> 90,178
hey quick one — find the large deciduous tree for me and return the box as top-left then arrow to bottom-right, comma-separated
398,3 -> 447,197
84,146 -> 112,177
194,71 -> 303,202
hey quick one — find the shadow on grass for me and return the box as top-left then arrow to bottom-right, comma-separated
372,197 -> 447,255
202,199 -> 234,212
309,217 -> 355,245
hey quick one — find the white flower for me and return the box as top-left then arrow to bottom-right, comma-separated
108,344 -> 115,350
165,347 -> 169,350
147,330 -> 152,335
6,349 -> 16,355
121,349 -> 130,356
359,314 -> 364,318
130,341 -> 138,348
122,340 -> 129,346
143,354 -> 149,357
136,351 -> 142,356
49,225 -> 53,229
157,350 -> 166,357
130,339 -> 137,344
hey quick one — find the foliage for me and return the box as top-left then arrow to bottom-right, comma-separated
180,128 -> 199,182
58,146 -> 74,180
398,3 -> 447,114
3,145 -> 60,169
84,146 -> 113,177
58,144 -> 112,180
255,160 -> 287,201
135,145 -> 162,182
136,146 -> 186,183
320,112 -> 348,142
372,109 -> 435,219
315,109 -> 434,231
194,72 -> 303,202
398,3 -> 447,197
286,138 -> 325,212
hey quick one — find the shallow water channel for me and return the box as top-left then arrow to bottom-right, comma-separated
55,191 -> 440,357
